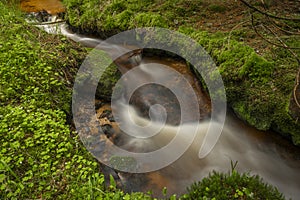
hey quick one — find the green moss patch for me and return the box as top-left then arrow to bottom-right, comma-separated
181,170 -> 284,200
179,27 -> 300,144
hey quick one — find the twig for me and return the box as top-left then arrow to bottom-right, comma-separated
230,160 -> 238,173
251,15 -> 300,50
260,0 -> 300,35
263,23 -> 300,57
269,20 -> 300,36
239,0 -> 300,21
294,68 -> 300,110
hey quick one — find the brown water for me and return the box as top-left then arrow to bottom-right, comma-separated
20,0 -> 65,14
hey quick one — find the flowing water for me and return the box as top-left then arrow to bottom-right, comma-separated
20,3 -> 300,198
112,97 -> 300,199
105,59 -> 300,199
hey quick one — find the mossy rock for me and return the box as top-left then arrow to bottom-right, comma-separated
181,171 -> 285,200
96,63 -> 121,101
178,27 -> 300,145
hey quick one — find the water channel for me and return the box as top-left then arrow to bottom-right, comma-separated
20,1 -> 300,198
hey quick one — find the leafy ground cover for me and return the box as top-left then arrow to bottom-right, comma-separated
0,2 -> 151,199
63,0 -> 300,145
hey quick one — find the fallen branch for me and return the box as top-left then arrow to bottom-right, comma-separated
294,68 -> 300,110
251,14 -> 300,50
239,0 -> 300,21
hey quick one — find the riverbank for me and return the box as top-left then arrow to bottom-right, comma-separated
62,0 -> 300,145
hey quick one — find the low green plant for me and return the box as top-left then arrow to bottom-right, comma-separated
181,170 -> 285,200
0,105 -> 99,199
0,2 -> 101,199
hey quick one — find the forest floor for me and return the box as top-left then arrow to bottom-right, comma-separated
180,0 -> 300,56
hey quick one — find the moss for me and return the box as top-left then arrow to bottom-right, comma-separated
63,0 -> 163,37
177,27 -> 300,144
96,63 -> 121,101
239,52 -> 274,83
109,156 -> 137,172
181,170 -> 285,200
131,12 -> 168,28
208,4 -> 227,13
232,101 -> 273,130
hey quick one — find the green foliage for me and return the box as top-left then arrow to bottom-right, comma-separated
0,2 -> 102,199
0,8 -> 85,112
59,172 -> 153,200
0,105 -> 98,199
181,170 -> 285,200
63,0 -> 206,36
178,27 -> 300,145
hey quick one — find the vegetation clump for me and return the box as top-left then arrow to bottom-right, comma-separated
181,170 -> 285,200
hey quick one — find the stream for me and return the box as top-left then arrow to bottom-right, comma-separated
21,3 -> 300,199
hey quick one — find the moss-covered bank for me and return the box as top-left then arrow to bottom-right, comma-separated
62,0 -> 300,145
